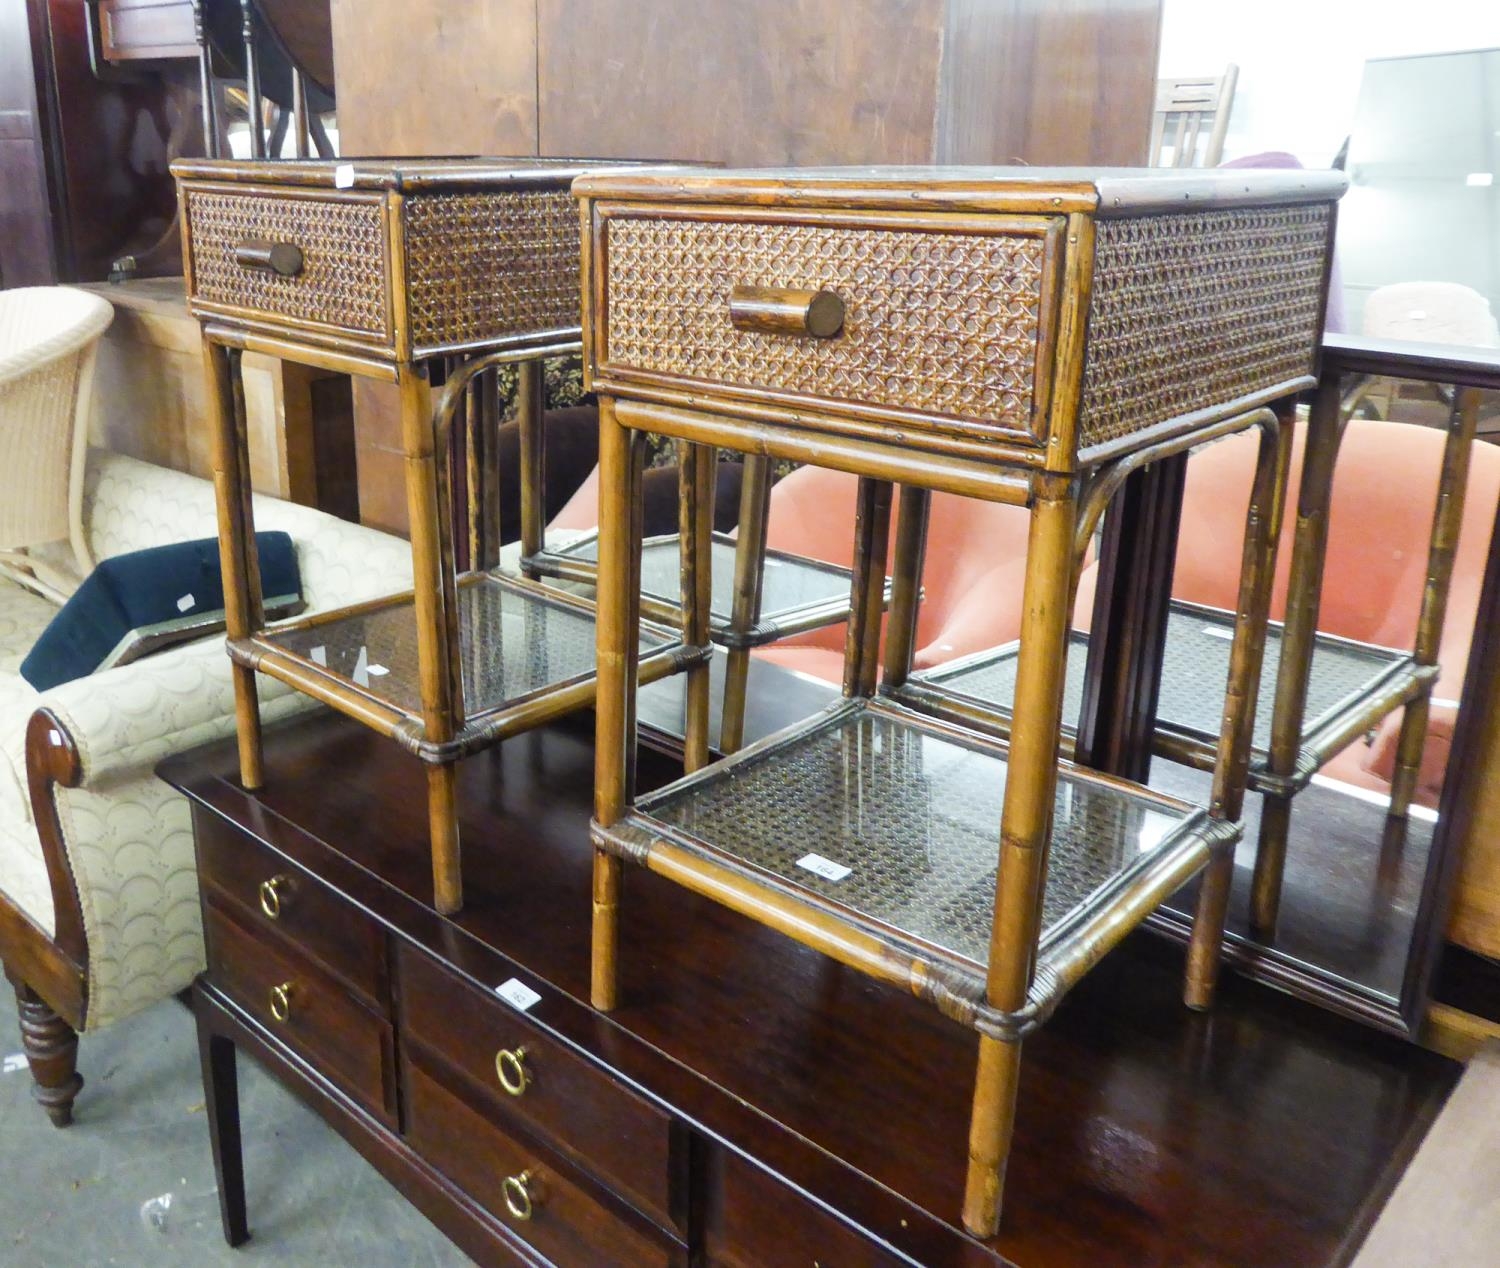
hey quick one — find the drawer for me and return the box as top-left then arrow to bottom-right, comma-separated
196,816 -> 387,1009
404,1047 -> 679,1268
706,1147 -> 910,1268
181,183 -> 393,346
597,205 -> 1058,447
204,900 -> 396,1126
399,947 -> 676,1230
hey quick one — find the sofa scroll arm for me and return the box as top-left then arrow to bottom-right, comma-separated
19,709 -> 90,1018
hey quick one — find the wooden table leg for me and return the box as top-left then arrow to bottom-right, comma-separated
399,364 -> 464,914
517,358 -> 545,580
965,484 -> 1076,1238
720,453 -> 773,753
881,486 -> 930,691
204,339 -> 265,792
593,399 -> 645,1010
1387,385 -> 1480,837
1252,379 -> 1343,938
678,441 -> 716,773
1188,409 -> 1292,1006
195,985 -> 249,1247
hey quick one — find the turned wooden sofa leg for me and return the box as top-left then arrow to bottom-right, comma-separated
8,977 -> 83,1127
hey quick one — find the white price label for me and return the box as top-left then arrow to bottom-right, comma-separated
176,593 -> 196,612
2,1053 -> 27,1074
495,979 -> 542,1012
796,853 -> 852,882
334,163 -> 356,189
1200,625 -> 1234,641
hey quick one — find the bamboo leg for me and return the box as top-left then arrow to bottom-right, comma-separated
593,399 -> 645,1010
400,365 -> 464,914
1386,386 -> 1479,832
517,359 -> 545,579
204,340 -> 264,791
1251,379 -> 1343,938
964,485 -> 1076,1238
842,478 -> 894,700
882,486 -> 930,690
1189,410 -> 1293,1005
720,453 -> 774,753
678,442 -> 716,772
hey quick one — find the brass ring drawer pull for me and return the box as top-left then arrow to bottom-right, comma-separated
728,284 -> 844,339
233,239 -> 305,278
268,982 -> 295,1023
259,875 -> 292,920
502,1170 -> 535,1222
494,1045 -> 530,1097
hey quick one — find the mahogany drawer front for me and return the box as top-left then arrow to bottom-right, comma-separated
204,900 -> 396,1126
182,183 -> 393,345
404,1049 -> 678,1268
706,1148 -> 911,1268
196,815 -> 387,1009
398,947 -> 675,1229
597,206 -> 1055,446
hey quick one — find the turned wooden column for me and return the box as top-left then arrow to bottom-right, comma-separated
6,972 -> 83,1127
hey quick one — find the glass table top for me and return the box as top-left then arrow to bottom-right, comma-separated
640,704 -> 1192,969
265,574 -> 671,721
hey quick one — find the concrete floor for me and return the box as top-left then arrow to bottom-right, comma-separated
0,987 -> 470,1267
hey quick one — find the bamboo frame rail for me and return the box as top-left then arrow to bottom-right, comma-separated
577,165 -> 1344,1238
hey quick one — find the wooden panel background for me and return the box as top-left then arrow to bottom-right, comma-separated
329,0 -> 1163,530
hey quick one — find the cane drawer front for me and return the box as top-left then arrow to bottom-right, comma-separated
181,182 -> 393,348
595,205 -> 1058,450
399,947 -> 675,1230
204,900 -> 396,1126
705,1147 -> 910,1268
403,1048 -> 679,1268
196,815 -> 387,1008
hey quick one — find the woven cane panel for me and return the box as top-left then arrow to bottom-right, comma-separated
1079,205 -> 1329,449
604,216 -> 1045,431
647,708 -> 1186,969
186,190 -> 389,338
405,190 -> 581,352
927,604 -> 1406,757
265,576 -> 668,722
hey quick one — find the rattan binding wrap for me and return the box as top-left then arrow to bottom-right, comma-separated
404,189 -> 582,353
186,189 -> 390,338
1079,204 -> 1329,449
604,216 -> 1046,430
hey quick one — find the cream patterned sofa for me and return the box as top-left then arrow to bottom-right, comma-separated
0,450 -> 410,1124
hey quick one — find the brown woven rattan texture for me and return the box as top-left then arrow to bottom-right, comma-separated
644,707 -> 1186,968
603,216 -> 1045,428
266,577 -> 669,720
186,190 -> 389,337
405,189 -> 581,352
1079,204 -> 1329,449
927,603 -> 1405,755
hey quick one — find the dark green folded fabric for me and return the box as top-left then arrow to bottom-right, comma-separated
20,533 -> 302,691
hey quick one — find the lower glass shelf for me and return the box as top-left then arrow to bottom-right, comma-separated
595,698 -> 1231,1024
529,531 -> 888,646
918,599 -> 1415,770
258,571 -> 678,732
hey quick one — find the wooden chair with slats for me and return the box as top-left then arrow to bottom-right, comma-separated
1151,64 -> 1239,168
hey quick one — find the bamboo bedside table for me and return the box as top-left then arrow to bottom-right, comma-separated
575,165 -> 1344,1238
173,157 -> 700,916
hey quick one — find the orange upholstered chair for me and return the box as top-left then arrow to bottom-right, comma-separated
752,466 -> 1035,682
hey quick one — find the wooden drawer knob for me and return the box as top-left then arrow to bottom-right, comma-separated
494,1045 -> 530,1097
728,285 -> 844,339
233,239 -> 305,277
268,982 -> 295,1023
502,1170 -> 536,1222
259,875 -> 292,920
